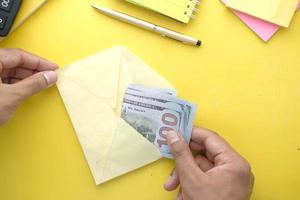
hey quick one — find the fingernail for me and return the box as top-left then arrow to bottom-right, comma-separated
43,71 -> 57,86
164,174 -> 175,188
166,176 -> 173,185
168,131 -> 180,145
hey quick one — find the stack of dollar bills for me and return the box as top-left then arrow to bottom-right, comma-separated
121,84 -> 197,159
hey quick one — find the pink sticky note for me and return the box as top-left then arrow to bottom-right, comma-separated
222,0 -> 300,42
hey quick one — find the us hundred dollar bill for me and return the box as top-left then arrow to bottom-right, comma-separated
125,88 -> 196,142
121,84 -> 197,159
127,84 -> 177,96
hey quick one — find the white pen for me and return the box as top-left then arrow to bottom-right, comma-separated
91,5 -> 201,47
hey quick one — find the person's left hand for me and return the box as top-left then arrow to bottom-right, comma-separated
0,48 -> 58,126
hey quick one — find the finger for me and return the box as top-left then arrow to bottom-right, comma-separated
1,68 -> 36,83
167,131 -> 205,183
0,68 -> 10,80
0,48 -> 58,71
189,141 -> 205,152
164,169 -> 179,191
0,63 -> 2,83
1,77 -> 9,83
191,127 -> 237,164
1,77 -> 19,84
11,71 -> 57,100
176,191 -> 183,200
9,78 -> 20,84
12,68 -> 34,80
195,155 -> 214,172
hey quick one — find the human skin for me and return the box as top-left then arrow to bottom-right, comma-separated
0,48 -> 58,126
164,127 -> 254,200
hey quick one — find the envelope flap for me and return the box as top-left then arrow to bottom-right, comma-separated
57,76 -> 118,182
59,47 -> 122,108
114,47 -> 175,114
99,118 -> 161,184
121,47 -> 174,89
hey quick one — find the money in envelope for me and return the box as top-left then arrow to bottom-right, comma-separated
57,47 -> 196,185
122,84 -> 196,158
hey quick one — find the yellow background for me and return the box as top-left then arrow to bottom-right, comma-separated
0,0 -> 300,199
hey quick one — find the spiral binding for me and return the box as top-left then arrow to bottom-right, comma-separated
182,0 -> 201,19
130,0 -> 201,22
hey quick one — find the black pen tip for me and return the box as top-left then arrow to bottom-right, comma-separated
196,40 -> 201,46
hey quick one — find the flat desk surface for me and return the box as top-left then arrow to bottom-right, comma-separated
0,0 -> 299,199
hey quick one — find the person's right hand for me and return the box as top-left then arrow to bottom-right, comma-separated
164,127 -> 254,200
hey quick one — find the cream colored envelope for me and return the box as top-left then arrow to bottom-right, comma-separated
56,47 -> 174,185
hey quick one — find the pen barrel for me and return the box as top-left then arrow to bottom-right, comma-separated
98,6 -> 155,31
92,5 -> 201,46
118,14 -> 154,31
153,26 -> 199,46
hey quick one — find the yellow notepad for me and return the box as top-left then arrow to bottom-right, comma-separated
226,0 -> 299,27
126,0 -> 199,23
0,0 -> 47,40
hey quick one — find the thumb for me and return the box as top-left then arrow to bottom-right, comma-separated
167,131 -> 204,183
12,71 -> 57,100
